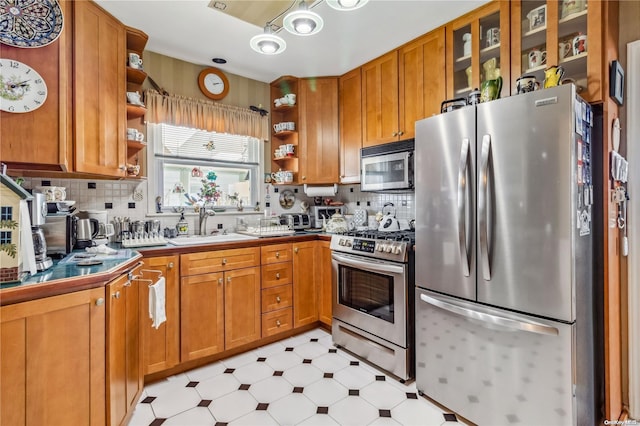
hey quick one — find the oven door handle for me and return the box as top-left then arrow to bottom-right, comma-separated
331,252 -> 406,275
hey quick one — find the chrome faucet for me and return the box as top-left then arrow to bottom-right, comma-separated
198,206 -> 216,235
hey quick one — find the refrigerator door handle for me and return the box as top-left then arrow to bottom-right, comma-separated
479,134 -> 492,281
419,293 -> 559,336
457,137 -> 471,277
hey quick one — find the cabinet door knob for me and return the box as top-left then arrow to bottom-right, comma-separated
302,176 -> 306,180
275,251 -> 280,258
168,262 -> 174,269
276,296 -> 281,303
113,291 -> 121,299
227,276 -> 232,283
276,272 -> 281,279
123,280 -> 131,287
398,131 -> 404,136
95,298 -> 105,306
392,132 -> 398,137
119,165 -> 126,171
276,319 -> 281,327
218,278 -> 223,285
222,258 -> 227,265
294,247 -> 299,254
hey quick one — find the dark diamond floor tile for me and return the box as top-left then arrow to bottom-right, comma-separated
274,371 -> 284,376
239,384 -> 251,391
329,349 -> 337,353
350,361 -> 359,366
323,372 -> 334,378
317,406 -> 329,414
285,347 -> 294,352
257,357 -> 267,362
215,423 -> 228,426
379,409 -> 392,418
141,396 -> 156,404
186,381 -> 199,387
406,392 -> 418,399
224,368 -> 235,374
443,413 -> 458,422
375,375 -> 386,381
293,386 -> 304,393
257,403 -> 269,410
349,389 -> 359,396
310,338 -> 319,342
150,419 -> 166,426
198,400 -> 212,407
303,359 -> 312,364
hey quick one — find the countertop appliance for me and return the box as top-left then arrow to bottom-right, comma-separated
29,192 -> 53,271
414,85 -> 599,425
361,139 -> 414,192
279,213 -> 311,230
331,229 -> 415,381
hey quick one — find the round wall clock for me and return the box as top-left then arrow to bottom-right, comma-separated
198,67 -> 229,100
0,58 -> 48,113
0,0 -> 64,48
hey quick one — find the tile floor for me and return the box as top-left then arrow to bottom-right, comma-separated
129,328 -> 466,426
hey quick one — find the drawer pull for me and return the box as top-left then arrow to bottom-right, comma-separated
222,258 -> 227,265
276,251 -> 280,258
276,319 -> 281,327
95,298 -> 105,306
113,291 -> 121,299
276,296 -> 281,303
168,262 -> 174,269
276,272 -> 280,279
294,247 -> 299,254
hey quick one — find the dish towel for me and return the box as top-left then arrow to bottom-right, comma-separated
148,277 -> 166,329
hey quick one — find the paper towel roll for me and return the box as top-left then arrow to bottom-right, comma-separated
304,184 -> 337,197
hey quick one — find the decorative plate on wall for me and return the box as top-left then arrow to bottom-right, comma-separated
279,189 -> 295,209
0,0 -> 64,48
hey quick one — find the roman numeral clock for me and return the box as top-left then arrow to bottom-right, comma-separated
0,58 -> 48,113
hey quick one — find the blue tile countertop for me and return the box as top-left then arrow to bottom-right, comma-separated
0,249 -> 142,306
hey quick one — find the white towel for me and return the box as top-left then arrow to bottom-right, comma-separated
148,277 -> 166,329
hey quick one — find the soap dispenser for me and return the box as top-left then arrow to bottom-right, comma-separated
176,212 -> 189,236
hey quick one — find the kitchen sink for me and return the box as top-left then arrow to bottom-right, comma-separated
166,233 -> 259,246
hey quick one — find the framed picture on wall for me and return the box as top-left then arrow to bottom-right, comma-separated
610,60 -> 625,106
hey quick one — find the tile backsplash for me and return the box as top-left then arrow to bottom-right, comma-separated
20,177 -> 416,234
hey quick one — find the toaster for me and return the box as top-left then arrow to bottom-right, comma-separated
279,213 -> 311,230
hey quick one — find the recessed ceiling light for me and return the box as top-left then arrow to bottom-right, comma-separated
212,58 -> 227,64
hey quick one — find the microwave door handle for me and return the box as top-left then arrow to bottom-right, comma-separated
419,293 -> 559,336
457,138 -> 471,277
331,253 -> 405,275
479,134 -> 492,281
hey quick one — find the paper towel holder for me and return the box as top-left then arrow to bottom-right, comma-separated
303,184 -> 338,197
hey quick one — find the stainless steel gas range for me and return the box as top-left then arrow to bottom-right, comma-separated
330,230 -> 415,382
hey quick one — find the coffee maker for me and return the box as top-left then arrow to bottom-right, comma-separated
29,192 -> 53,271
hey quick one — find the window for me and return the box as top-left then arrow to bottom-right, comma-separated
0,231 -> 11,245
0,206 -> 12,221
149,123 -> 262,211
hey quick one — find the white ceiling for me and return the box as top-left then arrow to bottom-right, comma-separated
95,0 -> 490,83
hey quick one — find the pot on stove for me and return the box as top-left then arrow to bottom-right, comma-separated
378,202 -> 400,232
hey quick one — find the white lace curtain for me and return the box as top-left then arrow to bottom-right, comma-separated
145,90 -> 269,141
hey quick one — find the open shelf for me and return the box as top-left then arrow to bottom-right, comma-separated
127,140 -> 147,151
125,26 -> 148,54
126,104 -> 146,119
126,67 -> 147,85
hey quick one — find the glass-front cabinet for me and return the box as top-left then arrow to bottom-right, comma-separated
511,0 -> 603,103
446,1 -> 511,100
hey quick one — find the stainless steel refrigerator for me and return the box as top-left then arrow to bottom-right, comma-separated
414,85 -> 597,425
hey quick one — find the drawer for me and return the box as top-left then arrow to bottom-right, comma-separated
261,262 -> 292,289
181,247 -> 260,275
262,308 -> 293,337
261,284 -> 292,313
261,243 -> 292,264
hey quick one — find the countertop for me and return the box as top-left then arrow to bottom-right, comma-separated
0,232 -> 333,306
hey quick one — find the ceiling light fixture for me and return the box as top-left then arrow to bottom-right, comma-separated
326,0 -> 369,11
250,24 -> 287,55
283,1 -> 323,36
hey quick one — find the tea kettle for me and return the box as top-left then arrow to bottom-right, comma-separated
322,213 -> 348,234
378,202 -> 400,232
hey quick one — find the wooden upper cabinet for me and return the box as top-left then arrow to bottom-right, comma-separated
446,1 -> 511,100
339,68 -> 363,184
511,0 -> 604,103
399,27 -> 446,140
299,77 -> 339,184
73,0 -> 127,177
0,0 -> 72,173
362,51 -> 400,147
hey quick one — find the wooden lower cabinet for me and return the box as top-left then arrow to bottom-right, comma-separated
107,266 -> 142,426
180,272 -> 225,362
262,308 -> 293,337
318,241 -> 333,326
0,287 -> 106,426
292,241 -> 319,327
224,266 -> 261,350
139,255 -> 180,375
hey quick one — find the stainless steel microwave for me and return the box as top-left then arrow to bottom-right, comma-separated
360,139 -> 414,191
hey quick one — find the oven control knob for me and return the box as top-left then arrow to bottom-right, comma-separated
392,245 -> 402,255
376,244 -> 385,252
345,239 -> 352,247
339,238 -> 345,246
385,245 -> 393,253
